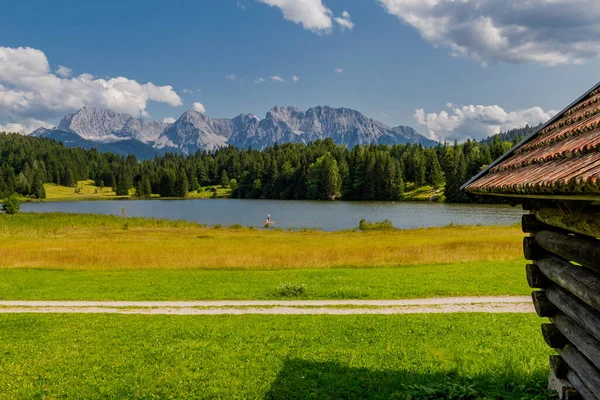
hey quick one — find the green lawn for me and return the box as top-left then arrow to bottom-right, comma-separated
0,260 -> 529,300
0,313 -> 554,399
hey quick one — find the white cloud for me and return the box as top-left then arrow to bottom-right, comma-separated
0,118 -> 53,134
182,88 -> 194,94
270,75 -> 286,82
378,0 -> 600,65
292,75 -> 300,82
193,102 -> 206,113
381,112 -> 389,118
0,46 -> 182,133
334,10 -> 354,31
225,74 -> 236,80
237,0 -> 245,10
55,65 -> 72,78
414,103 -> 557,142
162,117 -> 176,123
254,77 -> 266,83
257,0 -> 333,34
334,68 -> 343,73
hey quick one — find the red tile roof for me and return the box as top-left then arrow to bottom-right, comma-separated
464,82 -> 600,197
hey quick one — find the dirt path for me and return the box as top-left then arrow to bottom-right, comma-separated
0,296 -> 533,315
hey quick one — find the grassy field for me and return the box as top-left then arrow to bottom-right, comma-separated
0,213 -> 522,270
33,180 -> 232,202
402,183 -> 445,202
0,260 -> 528,300
0,212 -> 527,300
0,313 -> 554,399
0,212 -> 551,398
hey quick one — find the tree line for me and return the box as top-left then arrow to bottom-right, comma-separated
0,128 -> 529,202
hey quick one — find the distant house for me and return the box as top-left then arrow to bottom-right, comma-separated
463,81 -> 600,399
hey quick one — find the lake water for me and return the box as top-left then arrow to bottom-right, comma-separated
21,199 -> 523,231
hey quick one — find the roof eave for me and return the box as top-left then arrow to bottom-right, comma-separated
461,80 -> 600,192
467,191 -> 600,203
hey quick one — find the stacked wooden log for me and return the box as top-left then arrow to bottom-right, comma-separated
523,206 -> 600,400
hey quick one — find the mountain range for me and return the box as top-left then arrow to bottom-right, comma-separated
31,106 -> 437,159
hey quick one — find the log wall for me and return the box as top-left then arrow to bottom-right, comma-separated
523,207 -> 600,400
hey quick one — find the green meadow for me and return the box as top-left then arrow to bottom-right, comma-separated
0,212 -> 554,399
0,314 -> 553,399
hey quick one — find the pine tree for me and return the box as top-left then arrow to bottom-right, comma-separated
62,168 -> 75,187
175,168 -> 189,198
425,150 -> 444,188
115,169 -> 129,196
31,170 -> 46,199
220,170 -> 229,188
307,152 -> 341,200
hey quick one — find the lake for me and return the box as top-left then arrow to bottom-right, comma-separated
21,199 -> 523,231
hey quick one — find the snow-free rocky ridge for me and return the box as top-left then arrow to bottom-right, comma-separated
32,106 -> 437,159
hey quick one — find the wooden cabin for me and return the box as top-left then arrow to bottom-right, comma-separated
462,81 -> 600,400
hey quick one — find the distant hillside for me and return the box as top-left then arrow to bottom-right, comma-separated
480,124 -> 542,146
31,129 -> 163,160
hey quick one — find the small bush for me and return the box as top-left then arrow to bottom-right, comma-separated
358,219 -> 395,231
229,224 -> 244,229
276,283 -> 306,297
1,195 -> 21,215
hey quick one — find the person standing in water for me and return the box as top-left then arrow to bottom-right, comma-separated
266,213 -> 271,224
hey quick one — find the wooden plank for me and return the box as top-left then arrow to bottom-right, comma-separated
536,207 -> 600,239
568,370 -> 599,400
527,264 -> 552,289
552,313 -> 600,372
522,214 -> 553,233
546,285 -> 600,343
535,230 -> 600,273
558,344 -> 600,399
537,256 -> 600,312
542,323 -> 569,348
524,236 -> 546,260
550,356 -> 569,379
550,355 -> 569,379
532,290 -> 558,317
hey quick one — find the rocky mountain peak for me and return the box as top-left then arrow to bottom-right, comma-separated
37,105 -> 437,157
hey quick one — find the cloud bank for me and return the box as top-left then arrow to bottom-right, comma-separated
257,0 -> 333,33
0,46 -> 182,133
378,0 -> 600,65
193,102 -> 206,113
414,103 -> 557,142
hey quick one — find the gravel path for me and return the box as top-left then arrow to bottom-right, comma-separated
0,296 -> 533,315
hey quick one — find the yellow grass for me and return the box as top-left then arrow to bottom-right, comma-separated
0,213 -> 523,270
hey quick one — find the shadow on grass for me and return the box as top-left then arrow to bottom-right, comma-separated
265,359 -> 555,400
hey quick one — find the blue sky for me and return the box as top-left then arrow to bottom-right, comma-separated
2,0 -> 600,141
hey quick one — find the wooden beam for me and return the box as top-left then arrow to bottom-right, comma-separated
550,355 -> 569,379
542,323 -> 569,348
535,230 -> 600,274
568,370 -> 600,400
536,207 -> 600,239
524,236 -> 546,261
558,344 -> 600,399
552,313 -> 600,372
527,264 -> 552,289
467,191 -> 600,203
537,256 -> 600,312
546,285 -> 600,344
532,290 -> 558,317
522,214 -> 553,234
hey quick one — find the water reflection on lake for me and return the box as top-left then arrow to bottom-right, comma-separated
21,199 -> 523,231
